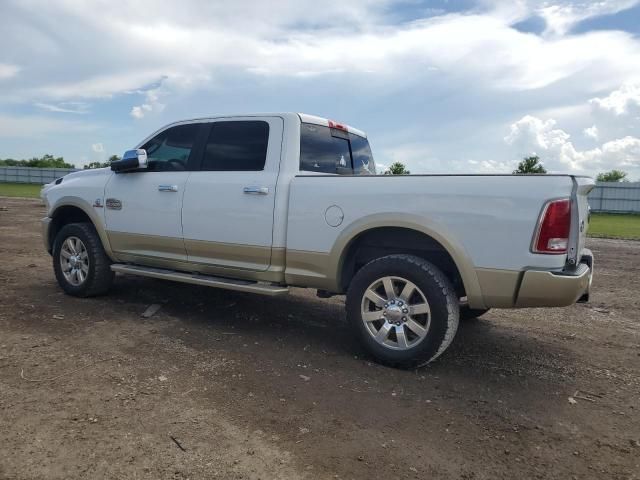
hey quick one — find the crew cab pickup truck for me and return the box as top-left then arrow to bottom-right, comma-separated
40,113 -> 594,368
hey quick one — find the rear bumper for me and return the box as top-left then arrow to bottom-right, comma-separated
41,217 -> 52,253
515,251 -> 593,307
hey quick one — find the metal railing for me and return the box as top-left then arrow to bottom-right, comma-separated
588,182 -> 640,214
0,166 -> 78,184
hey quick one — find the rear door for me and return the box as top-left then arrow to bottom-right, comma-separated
104,122 -> 206,262
181,116 -> 283,271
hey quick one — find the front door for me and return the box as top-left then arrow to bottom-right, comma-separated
104,122 -> 205,263
181,117 -> 283,271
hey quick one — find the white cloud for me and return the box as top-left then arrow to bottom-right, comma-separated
505,114 -> 640,175
590,82 -> 640,115
583,125 -> 599,140
2,1 -> 640,176
91,143 -> 104,153
3,0 -> 640,108
536,0 -> 639,36
0,63 -> 20,80
505,115 -> 570,151
130,87 -> 166,119
34,101 -> 89,114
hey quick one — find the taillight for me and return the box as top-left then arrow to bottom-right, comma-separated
533,198 -> 571,254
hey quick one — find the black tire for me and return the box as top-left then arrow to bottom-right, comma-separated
346,254 -> 459,369
52,222 -> 114,297
460,306 -> 490,321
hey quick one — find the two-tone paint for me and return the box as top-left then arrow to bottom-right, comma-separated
41,112 -> 594,309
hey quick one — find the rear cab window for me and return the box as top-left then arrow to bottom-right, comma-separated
300,122 -> 376,175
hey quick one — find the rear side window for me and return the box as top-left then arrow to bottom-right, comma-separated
300,123 -> 376,175
201,121 -> 269,171
350,134 -> 376,175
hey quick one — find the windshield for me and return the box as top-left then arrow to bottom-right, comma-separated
300,123 -> 376,175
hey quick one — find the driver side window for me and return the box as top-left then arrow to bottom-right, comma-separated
142,124 -> 200,171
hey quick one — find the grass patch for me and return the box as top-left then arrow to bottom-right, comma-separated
0,182 -> 43,198
588,213 -> 640,240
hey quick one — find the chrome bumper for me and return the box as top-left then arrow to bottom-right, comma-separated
515,251 -> 593,308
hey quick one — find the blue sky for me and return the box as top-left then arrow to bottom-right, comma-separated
1,0 -> 639,177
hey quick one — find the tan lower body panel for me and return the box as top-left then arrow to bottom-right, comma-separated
475,268 -> 522,308
284,249 -> 334,290
108,231 -> 286,284
108,231 -> 187,262
515,264 -> 591,307
184,238 -> 277,272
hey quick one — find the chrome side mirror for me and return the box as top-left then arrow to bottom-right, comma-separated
111,149 -> 148,172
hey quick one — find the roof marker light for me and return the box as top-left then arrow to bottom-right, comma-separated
328,120 -> 348,132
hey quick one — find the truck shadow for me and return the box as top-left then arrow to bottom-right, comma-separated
109,276 -> 580,389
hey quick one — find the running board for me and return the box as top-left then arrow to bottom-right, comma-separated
110,264 -> 289,296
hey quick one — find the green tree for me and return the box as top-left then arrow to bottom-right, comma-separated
0,154 -> 75,169
384,162 -> 411,175
84,154 -> 120,169
513,155 -> 547,174
596,169 -> 627,182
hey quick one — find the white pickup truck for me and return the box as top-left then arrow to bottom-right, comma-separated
40,113 -> 594,368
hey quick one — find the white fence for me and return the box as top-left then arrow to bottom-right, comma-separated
0,166 -> 78,184
588,182 -> 640,214
1,168 -> 639,213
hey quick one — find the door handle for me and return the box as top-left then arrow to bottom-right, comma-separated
158,185 -> 178,192
243,186 -> 269,195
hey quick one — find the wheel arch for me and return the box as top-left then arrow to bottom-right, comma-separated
47,198 -> 114,259
330,214 -> 485,309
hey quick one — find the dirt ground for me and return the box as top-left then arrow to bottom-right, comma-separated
0,196 -> 639,480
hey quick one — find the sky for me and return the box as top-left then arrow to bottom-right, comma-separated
1,0 -> 640,178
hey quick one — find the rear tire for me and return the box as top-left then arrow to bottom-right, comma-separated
346,254 -> 459,369
53,222 -> 114,297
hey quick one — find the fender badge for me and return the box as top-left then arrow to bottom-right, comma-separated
93,198 -> 103,208
106,198 -> 122,210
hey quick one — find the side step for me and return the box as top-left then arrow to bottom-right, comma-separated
110,264 -> 289,296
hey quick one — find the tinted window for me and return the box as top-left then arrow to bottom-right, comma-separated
300,123 -> 375,175
201,121 -> 269,171
350,134 -> 376,175
142,124 -> 200,171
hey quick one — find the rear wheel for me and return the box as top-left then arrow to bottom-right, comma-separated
346,254 -> 459,368
53,222 -> 114,297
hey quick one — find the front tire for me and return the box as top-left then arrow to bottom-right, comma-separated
346,254 -> 459,368
53,222 -> 114,297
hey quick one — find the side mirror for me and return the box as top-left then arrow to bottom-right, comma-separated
111,149 -> 148,172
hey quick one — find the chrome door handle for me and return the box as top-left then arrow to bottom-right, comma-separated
158,185 -> 178,192
243,186 -> 269,195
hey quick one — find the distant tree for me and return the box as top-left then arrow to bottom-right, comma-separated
0,154 -> 75,169
596,169 -> 628,182
384,162 -> 411,175
84,154 -> 120,169
513,155 -> 546,174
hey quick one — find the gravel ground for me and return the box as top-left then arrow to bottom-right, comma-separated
0,196 -> 639,480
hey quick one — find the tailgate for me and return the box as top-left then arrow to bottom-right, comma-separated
569,176 -> 595,266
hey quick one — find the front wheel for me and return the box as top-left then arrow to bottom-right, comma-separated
346,254 -> 459,368
53,222 -> 114,297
